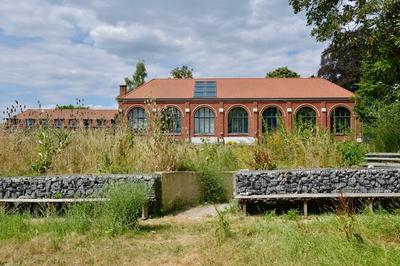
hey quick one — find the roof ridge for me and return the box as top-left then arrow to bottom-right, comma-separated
148,77 -> 322,80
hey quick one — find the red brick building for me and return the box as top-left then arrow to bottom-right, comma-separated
117,78 -> 359,143
8,109 -> 117,129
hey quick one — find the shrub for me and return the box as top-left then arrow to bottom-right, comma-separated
249,145 -> 276,170
103,182 -> 148,233
364,102 -> 400,152
337,141 -> 367,167
254,126 -> 343,169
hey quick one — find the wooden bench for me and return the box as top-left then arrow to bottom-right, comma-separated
236,193 -> 400,216
0,198 -> 150,219
364,153 -> 400,168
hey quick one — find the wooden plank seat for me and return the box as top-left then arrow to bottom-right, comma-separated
0,198 -> 150,219
236,193 -> 400,216
363,153 -> 400,168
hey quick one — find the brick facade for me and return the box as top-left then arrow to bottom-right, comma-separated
118,78 -> 360,143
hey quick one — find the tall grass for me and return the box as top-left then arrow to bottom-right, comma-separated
0,108 -> 366,177
251,126 -> 366,169
103,182 -> 147,234
0,182 -> 147,240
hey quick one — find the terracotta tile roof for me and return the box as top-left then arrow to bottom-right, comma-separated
120,77 -> 354,100
16,109 -> 118,120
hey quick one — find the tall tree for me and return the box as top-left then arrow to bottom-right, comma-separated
290,0 -> 400,120
266,67 -> 300,78
290,0 -> 400,150
318,31 -> 365,91
125,60 -> 148,90
170,65 -> 193,79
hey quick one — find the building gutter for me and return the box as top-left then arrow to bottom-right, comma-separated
117,97 -> 354,103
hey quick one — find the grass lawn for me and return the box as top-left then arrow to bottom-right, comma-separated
1,207 -> 400,265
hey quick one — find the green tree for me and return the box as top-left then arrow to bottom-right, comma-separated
318,30 -> 365,92
355,2 -> 400,121
170,65 -> 193,79
266,67 -> 300,78
289,0 -> 382,42
125,60 -> 148,90
290,0 -> 400,151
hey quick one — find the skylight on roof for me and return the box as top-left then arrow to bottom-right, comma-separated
194,81 -> 216,98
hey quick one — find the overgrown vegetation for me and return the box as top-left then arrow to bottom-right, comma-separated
0,122 -> 366,177
103,182 -> 147,234
290,0 -> 400,153
1,207 -> 400,265
0,182 -> 147,241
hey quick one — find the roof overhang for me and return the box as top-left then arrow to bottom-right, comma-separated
117,97 -> 354,103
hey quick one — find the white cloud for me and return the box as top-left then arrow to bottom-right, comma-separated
0,0 -> 327,117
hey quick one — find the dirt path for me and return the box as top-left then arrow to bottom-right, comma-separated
173,204 -> 230,220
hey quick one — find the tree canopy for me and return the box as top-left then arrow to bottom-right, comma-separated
125,60 -> 148,90
170,65 -> 193,79
290,0 -> 400,150
266,67 -> 300,78
317,30 -> 365,91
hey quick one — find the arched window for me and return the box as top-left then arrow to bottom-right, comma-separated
331,107 -> 351,134
194,107 -> 215,135
296,106 -> 317,128
262,107 -> 282,133
162,107 -> 182,134
228,107 -> 248,134
127,107 -> 147,131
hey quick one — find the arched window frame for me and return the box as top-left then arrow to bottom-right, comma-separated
295,106 -> 317,129
330,106 -> 351,135
228,107 -> 249,134
162,107 -> 182,134
262,107 -> 282,133
194,107 -> 215,135
127,107 -> 147,132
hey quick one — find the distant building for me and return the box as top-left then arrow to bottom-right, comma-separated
7,109 -> 118,129
117,77 -> 360,143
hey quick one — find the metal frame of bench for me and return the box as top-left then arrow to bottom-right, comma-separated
236,193 -> 400,216
363,152 -> 400,168
0,198 -> 150,219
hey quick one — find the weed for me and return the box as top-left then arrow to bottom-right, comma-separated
214,205 -> 233,243
285,209 -> 300,221
103,182 -> 148,234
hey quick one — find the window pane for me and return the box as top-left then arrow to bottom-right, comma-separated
194,107 -> 215,134
194,81 -> 216,98
330,107 -> 351,134
128,107 -> 147,131
228,107 -> 248,134
296,107 -> 316,129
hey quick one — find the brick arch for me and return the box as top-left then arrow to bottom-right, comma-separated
260,104 -> 286,118
192,104 -> 217,118
225,104 -> 251,117
259,104 -> 286,133
160,104 -> 184,118
328,104 -> 353,118
293,104 -> 320,117
225,105 -> 251,135
328,104 -> 353,134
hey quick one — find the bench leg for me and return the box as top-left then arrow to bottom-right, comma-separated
303,200 -> 308,217
239,200 -> 248,216
368,198 -> 374,213
142,201 -> 149,220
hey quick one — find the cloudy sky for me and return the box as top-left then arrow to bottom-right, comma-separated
0,0 -> 326,115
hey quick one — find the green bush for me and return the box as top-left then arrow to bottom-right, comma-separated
103,182 -> 148,233
337,141 -> 367,167
364,102 -> 400,152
